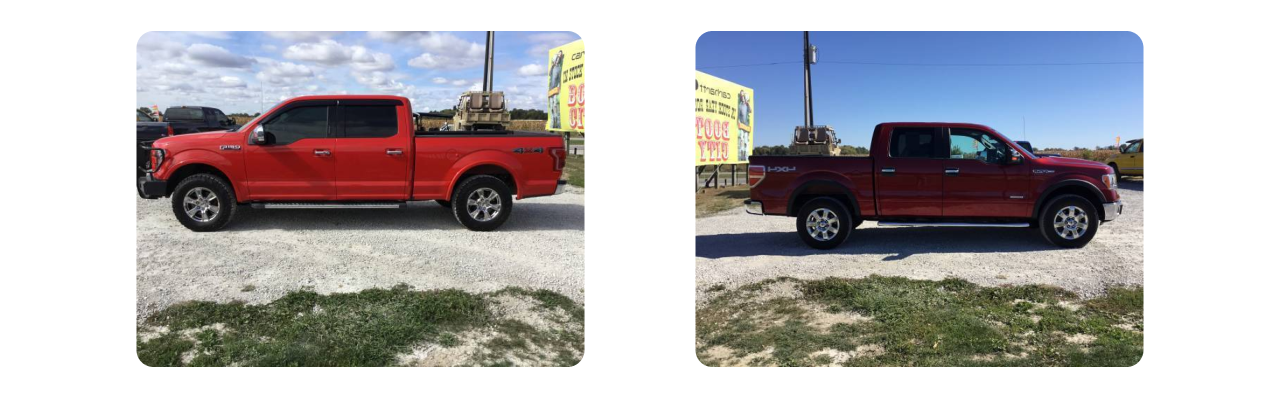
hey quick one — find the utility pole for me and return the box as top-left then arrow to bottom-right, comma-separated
803,31 -> 814,128
483,31 -> 495,92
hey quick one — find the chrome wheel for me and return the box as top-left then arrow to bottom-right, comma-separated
182,187 -> 220,223
466,187 -> 502,222
805,208 -> 841,241
1053,205 -> 1089,240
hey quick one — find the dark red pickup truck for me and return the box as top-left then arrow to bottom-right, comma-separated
745,122 -> 1122,249
138,95 -> 567,232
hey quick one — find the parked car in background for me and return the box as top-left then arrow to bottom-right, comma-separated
138,95 -> 568,232
1015,140 -> 1060,157
745,122 -> 1122,249
1105,139 -> 1143,177
162,106 -> 240,133
137,106 -> 239,177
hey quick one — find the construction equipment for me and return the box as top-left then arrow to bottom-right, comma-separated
446,31 -> 512,131
789,31 -> 840,156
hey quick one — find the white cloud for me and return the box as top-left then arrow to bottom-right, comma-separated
517,63 -> 544,77
188,31 -> 232,39
283,40 -> 394,71
255,59 -> 315,86
451,79 -> 469,86
266,31 -> 342,42
186,43 -> 255,68
367,31 -> 421,42
407,32 -> 485,70
156,62 -> 195,75
431,77 -> 449,84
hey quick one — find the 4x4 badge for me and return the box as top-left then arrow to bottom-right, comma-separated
1033,169 -> 1055,174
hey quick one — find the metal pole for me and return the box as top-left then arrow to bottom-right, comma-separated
803,31 -> 813,128
483,31 -> 495,92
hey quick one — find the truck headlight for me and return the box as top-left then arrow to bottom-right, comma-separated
1102,173 -> 1117,190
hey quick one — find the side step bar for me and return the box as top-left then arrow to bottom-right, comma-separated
876,221 -> 1030,228
251,202 -> 406,209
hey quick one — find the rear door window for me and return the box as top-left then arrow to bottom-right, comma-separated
889,127 -> 938,158
341,105 -> 399,138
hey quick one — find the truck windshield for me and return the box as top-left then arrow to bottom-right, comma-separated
235,102 -> 283,131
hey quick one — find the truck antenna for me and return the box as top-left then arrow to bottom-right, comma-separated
483,31 -> 495,92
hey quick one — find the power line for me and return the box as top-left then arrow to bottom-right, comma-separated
699,60 -> 1142,69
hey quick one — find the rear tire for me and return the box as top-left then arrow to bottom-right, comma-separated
451,175 -> 513,231
796,197 -> 853,250
1038,194 -> 1099,248
171,173 -> 237,232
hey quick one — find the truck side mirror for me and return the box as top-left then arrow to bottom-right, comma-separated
1007,149 -> 1023,165
249,125 -> 267,145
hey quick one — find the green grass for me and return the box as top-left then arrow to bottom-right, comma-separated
695,186 -> 750,217
697,276 -> 1143,367
137,285 -> 584,367
563,154 -> 584,188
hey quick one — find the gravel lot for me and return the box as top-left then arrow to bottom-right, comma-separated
137,190 -> 584,321
697,180 -> 1143,299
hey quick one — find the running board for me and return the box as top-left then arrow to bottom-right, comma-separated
252,202 -> 405,209
876,221 -> 1029,228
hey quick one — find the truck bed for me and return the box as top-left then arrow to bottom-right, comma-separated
748,155 -> 877,217
412,131 -> 566,200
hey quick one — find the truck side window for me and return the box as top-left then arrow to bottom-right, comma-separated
263,106 -> 330,145
888,127 -> 936,158
949,128 -> 1007,164
342,105 -> 398,138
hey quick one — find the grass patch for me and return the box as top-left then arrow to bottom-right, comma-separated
697,276 -> 1142,367
696,186 -> 750,218
137,285 -> 583,367
563,154 -> 585,188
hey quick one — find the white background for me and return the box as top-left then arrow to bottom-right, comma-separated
3,0 -> 1278,397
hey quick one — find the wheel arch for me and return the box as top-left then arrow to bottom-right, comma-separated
1034,179 -> 1105,218
787,178 -> 861,219
164,162 -> 239,200
446,158 -> 521,201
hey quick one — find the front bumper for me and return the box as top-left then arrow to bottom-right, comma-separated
553,179 -> 569,195
1102,200 -> 1123,221
744,200 -> 763,215
138,175 -> 167,199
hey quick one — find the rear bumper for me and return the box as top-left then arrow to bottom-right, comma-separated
1102,200 -> 1123,221
744,200 -> 764,215
138,175 -> 166,199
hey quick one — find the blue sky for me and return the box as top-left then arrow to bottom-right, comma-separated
696,32 -> 1143,149
138,31 -> 578,114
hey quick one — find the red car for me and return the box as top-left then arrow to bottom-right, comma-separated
138,95 -> 567,232
745,122 -> 1122,249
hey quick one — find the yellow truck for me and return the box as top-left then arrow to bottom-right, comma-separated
1106,139 -> 1143,177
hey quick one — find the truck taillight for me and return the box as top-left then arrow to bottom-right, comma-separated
166,125 -> 174,137
551,148 -> 566,171
748,165 -> 766,188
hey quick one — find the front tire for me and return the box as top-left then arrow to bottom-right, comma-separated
796,197 -> 853,250
451,175 -> 513,231
1038,194 -> 1099,248
171,173 -> 237,232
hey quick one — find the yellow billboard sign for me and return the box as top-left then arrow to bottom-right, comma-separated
546,39 -> 585,133
695,71 -> 753,165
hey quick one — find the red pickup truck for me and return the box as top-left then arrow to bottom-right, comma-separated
745,122 -> 1122,249
138,95 -> 567,232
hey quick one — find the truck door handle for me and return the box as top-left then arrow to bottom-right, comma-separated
945,168 -> 960,176
880,168 -> 896,176
386,149 -> 403,156
314,149 -> 331,157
